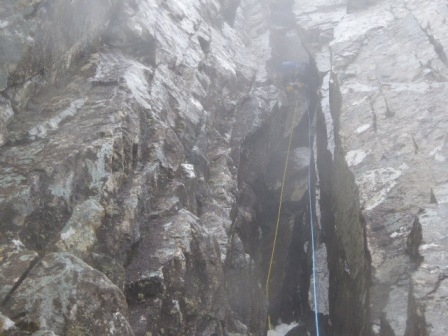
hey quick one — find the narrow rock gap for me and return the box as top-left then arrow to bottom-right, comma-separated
223,1 -> 373,335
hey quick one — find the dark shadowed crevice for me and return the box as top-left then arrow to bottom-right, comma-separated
315,71 -> 372,336
223,0 -> 372,332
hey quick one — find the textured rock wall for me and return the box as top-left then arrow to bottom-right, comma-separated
296,0 -> 448,335
0,0 -> 331,334
1,0 -> 347,333
4,0 -> 444,335
0,0 -> 120,145
1,0 -> 267,334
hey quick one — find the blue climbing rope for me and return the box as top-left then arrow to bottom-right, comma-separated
265,93 -> 321,336
306,96 -> 320,336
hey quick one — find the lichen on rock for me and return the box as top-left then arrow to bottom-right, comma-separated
4,252 -> 133,335
55,198 -> 105,259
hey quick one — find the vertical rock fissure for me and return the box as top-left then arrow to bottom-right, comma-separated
227,3 -> 373,335
231,61 -> 372,336
232,93 -> 319,332
315,72 -> 372,336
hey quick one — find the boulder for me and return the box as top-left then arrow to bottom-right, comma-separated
4,252 -> 133,336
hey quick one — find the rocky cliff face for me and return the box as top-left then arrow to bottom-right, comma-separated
296,0 -> 448,335
0,0 -> 446,335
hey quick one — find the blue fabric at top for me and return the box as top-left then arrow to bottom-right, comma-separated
281,61 -> 300,73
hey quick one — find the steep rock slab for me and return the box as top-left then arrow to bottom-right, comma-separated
315,96 -> 372,336
0,0 -> 263,333
310,0 -> 448,334
293,1 -> 372,334
0,53 -> 143,251
110,0 -> 277,334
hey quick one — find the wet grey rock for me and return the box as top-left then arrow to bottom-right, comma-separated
298,0 -> 448,334
3,252 -> 133,336
308,244 -> 329,316
409,204 -> 448,336
55,198 -> 105,259
3,0 -> 446,335
0,312 -> 15,333
0,97 -> 14,147
0,242 -> 38,303
0,0 -> 276,333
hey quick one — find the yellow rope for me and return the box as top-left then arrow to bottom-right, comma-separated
265,97 -> 300,331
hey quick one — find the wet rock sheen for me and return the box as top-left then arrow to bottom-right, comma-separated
2,0 -> 446,335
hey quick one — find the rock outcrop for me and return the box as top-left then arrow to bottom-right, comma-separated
296,0 -> 448,335
1,0 -> 446,335
1,0 -> 285,335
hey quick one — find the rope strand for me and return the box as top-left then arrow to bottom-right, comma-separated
265,98 -> 300,331
265,93 -> 320,336
306,97 -> 320,336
